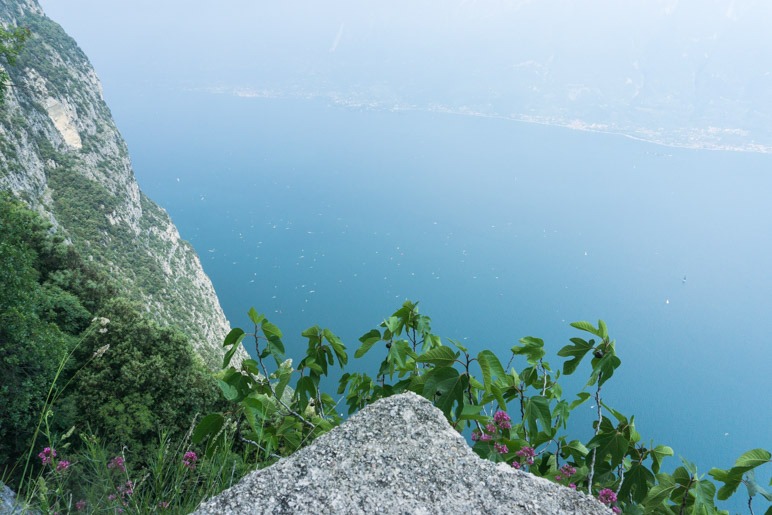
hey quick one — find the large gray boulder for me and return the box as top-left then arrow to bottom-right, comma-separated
194,392 -> 611,514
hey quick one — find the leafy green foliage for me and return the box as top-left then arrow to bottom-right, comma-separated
709,449 -> 772,503
197,302 -> 769,515
0,194 -> 95,467
0,197 -> 223,493
195,311 -> 346,464
68,298 -> 222,467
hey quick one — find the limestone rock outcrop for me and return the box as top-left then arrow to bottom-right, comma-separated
195,392 -> 611,514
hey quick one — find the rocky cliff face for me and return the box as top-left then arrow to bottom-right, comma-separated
194,392 -> 612,514
0,0 -> 244,368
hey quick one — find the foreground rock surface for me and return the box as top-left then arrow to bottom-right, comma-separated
0,482 -> 32,514
194,392 -> 610,514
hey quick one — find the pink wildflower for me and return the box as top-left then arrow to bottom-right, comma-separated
516,446 -> 536,465
556,474 -> 562,480
38,447 -> 56,466
559,464 -> 577,478
485,423 -> 496,434
493,410 -> 512,429
480,433 -> 493,442
75,500 -> 87,511
569,483 -> 577,490
511,461 -> 521,469
612,507 -> 621,514
494,442 -> 509,454
182,451 -> 198,470
119,480 -> 134,496
55,460 -> 70,472
598,488 -> 617,505
471,431 -> 481,442
108,456 -> 126,473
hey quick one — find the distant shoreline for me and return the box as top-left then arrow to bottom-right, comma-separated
196,85 -> 772,155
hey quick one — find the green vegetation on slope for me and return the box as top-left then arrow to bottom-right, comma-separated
69,297 -> 222,465
0,23 -> 28,103
0,195 -> 224,491
0,4 -> 229,369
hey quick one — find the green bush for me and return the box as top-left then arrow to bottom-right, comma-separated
0,194 -> 77,467
67,297 -> 222,468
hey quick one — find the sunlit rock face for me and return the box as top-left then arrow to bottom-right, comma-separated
0,0 -> 245,368
194,392 -> 610,515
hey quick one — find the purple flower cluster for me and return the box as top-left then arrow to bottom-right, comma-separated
119,481 -> 134,497
493,410 -> 511,429
472,410 -> 513,448
108,456 -> 126,473
554,463 -> 578,490
598,488 -> 618,505
471,428 -> 493,442
182,451 -> 198,470
516,446 -> 536,465
555,463 -> 576,481
510,445 -> 536,470
38,447 -> 57,466
108,480 -> 134,510
38,447 -> 71,473
560,463 -> 576,477
494,442 -> 509,455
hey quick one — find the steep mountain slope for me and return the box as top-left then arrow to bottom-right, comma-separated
0,0 -> 243,368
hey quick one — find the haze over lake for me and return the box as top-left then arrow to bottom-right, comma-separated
40,1 -> 772,507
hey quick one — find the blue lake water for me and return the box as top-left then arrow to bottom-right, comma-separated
120,90 -> 770,506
